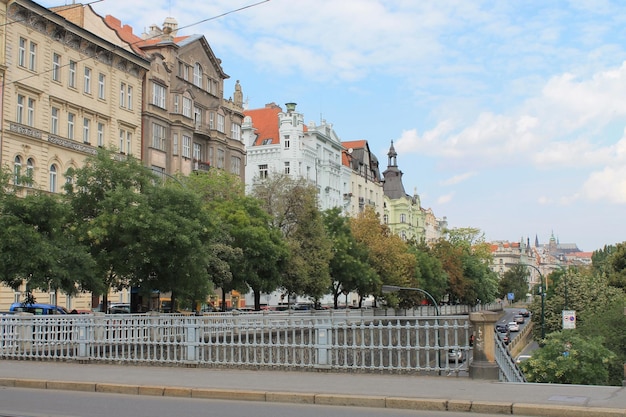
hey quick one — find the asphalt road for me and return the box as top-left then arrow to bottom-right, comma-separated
0,387 -> 537,417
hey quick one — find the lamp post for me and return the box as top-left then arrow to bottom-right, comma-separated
510,263 -> 545,339
381,285 -> 440,316
382,285 -> 441,373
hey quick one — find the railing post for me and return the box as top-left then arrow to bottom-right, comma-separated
184,317 -> 198,363
469,310 -> 501,379
77,318 -> 88,359
315,320 -> 331,368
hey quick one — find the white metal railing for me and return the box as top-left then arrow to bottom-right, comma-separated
0,312 -> 473,374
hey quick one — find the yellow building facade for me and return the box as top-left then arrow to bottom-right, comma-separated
0,0 -> 149,311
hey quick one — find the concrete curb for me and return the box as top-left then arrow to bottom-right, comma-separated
0,378 -> 625,416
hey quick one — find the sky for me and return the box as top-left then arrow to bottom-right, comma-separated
41,0 -> 626,252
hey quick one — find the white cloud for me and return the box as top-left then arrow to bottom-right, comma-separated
440,172 -> 476,186
437,193 -> 454,205
581,166 -> 626,203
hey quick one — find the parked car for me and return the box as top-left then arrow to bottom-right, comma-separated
447,348 -> 466,363
514,314 -> 525,324
507,322 -> 520,332
108,303 -> 130,314
9,303 -> 68,315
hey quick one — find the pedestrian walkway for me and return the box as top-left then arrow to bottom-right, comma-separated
0,360 -> 624,416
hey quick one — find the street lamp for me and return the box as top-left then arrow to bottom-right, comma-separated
381,285 -> 441,373
381,285 -> 440,316
507,263 -> 545,339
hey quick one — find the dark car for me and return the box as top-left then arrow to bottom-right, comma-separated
495,324 -> 508,333
518,309 -> 530,317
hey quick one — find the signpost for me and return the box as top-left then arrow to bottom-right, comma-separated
562,310 -> 576,329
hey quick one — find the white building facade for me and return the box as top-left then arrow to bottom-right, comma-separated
242,102 -> 344,211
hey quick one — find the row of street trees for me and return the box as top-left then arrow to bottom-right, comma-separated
0,148 -> 501,311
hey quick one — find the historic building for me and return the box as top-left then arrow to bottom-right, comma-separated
0,0 -> 150,310
55,7 -> 246,179
382,141 -> 426,242
340,139 -> 384,219
242,102 -> 345,211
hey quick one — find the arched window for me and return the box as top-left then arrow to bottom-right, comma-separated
49,164 -> 57,193
26,158 -> 34,187
193,63 -> 203,88
13,156 -> 22,185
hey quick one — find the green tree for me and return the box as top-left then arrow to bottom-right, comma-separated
214,196 -> 287,310
520,331 -> 616,385
64,148 -> 159,308
606,242 -> 626,289
253,175 -> 332,304
323,208 -> 378,308
406,243 -> 448,306
498,264 -> 529,303
0,190 -> 97,297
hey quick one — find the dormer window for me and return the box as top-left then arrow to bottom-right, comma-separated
262,138 -> 272,145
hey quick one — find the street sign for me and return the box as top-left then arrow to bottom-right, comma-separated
507,293 -> 514,301
562,310 -> 576,329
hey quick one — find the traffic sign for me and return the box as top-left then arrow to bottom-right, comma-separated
562,310 -> 576,329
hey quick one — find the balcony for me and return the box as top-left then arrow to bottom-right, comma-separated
193,159 -> 210,172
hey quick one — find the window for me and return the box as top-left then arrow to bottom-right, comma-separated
284,135 -> 290,148
28,42 -> 37,71
383,214 -> 388,224
49,164 -> 57,193
152,82 -> 166,108
13,156 -> 21,185
84,67 -> 91,94
67,113 -> 75,140
182,97 -> 191,117
120,82 -> 126,107
68,60 -> 76,88
217,114 -> 225,133
194,106 -> 202,126
230,156 -> 241,175
26,158 -> 34,187
217,149 -> 225,169
16,95 -> 24,124
82,118 -> 90,144
231,123 -> 241,140
98,73 -> 105,99
16,95 -> 35,126
400,213 -> 406,223
182,135 -> 191,158
173,95 -> 180,113
209,112 -> 214,129
258,164 -> 268,179
51,107 -> 59,134
18,37 -> 26,67
193,63 -> 203,88
127,85 -> 133,110
284,161 -> 290,175
178,62 -> 189,81
208,147 -> 214,165
97,122 -> 104,147
193,143 -> 201,161
152,123 -> 166,150
126,131 -> 132,155
261,138 -> 272,145
27,98 -> 35,126
172,133 -> 179,155
52,53 -> 61,81
119,129 -> 125,153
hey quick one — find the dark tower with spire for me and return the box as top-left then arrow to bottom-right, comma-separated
382,141 -> 407,199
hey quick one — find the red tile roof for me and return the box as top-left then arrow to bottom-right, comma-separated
244,103 -> 283,146
342,140 -> 367,150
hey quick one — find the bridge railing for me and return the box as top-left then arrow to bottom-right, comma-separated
0,312 -> 473,374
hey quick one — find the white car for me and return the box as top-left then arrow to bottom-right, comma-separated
507,322 -> 520,332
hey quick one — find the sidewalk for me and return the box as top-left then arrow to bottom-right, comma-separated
0,360 -> 625,416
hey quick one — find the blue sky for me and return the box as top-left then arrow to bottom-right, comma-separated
43,0 -> 626,251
